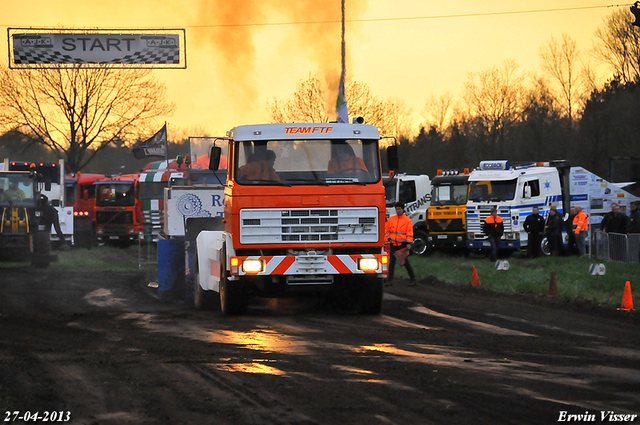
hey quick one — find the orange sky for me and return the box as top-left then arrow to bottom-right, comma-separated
0,1 -> 627,138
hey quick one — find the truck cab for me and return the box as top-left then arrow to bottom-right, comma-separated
94,175 -> 143,246
427,169 -> 470,252
0,170 -> 57,267
465,160 -> 563,253
194,122 -> 390,315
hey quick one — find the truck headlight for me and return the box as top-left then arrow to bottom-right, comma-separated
358,258 -> 379,271
242,259 -> 264,273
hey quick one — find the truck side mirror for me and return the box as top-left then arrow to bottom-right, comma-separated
209,146 -> 221,171
386,145 -> 398,171
45,179 -> 51,191
83,189 -> 89,200
523,185 -> 531,199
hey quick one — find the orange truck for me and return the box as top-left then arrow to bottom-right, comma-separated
189,122 -> 393,315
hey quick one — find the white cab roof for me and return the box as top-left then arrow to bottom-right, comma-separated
228,123 -> 380,141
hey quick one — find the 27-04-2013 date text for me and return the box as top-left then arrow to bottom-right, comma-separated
4,411 -> 71,422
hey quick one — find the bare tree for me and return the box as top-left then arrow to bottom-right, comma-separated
592,9 -> 640,84
462,59 -> 525,156
266,72 -> 413,140
0,66 -> 175,172
266,74 -> 329,124
539,33 -> 583,123
421,92 -> 453,131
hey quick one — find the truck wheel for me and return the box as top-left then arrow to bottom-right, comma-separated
32,231 -> 51,269
411,230 -> 432,256
540,236 -> 551,256
358,276 -> 383,315
219,250 -> 247,315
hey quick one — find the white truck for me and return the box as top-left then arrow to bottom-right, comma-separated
384,173 -> 431,255
1,159 -> 73,246
465,160 -> 639,255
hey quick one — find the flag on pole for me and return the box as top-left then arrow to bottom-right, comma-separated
132,124 -> 167,159
336,76 -> 349,123
336,0 -> 349,124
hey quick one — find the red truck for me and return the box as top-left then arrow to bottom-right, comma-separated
65,172 -> 105,248
94,174 -> 143,246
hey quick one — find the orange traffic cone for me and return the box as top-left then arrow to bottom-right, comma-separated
618,281 -> 634,311
548,271 -> 557,296
471,266 -> 481,287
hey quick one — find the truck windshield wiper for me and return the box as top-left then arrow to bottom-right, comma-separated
283,178 -> 329,186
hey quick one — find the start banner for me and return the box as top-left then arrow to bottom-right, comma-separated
9,28 -> 186,69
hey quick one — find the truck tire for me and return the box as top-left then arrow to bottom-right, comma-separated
219,249 -> 247,315
411,230 -> 432,256
358,276 -> 383,315
541,236 -> 551,256
31,230 -> 51,269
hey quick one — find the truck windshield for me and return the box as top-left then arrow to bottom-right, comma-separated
468,179 -> 517,202
235,139 -> 380,185
432,183 -> 468,205
0,173 -> 36,207
96,183 -> 136,207
139,181 -> 166,201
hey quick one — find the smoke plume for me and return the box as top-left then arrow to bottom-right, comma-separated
191,0 -> 368,119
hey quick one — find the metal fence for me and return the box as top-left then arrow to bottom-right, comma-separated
592,230 -> 640,263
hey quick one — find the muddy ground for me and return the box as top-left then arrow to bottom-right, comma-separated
0,267 -> 639,425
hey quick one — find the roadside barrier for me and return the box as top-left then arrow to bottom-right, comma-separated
593,231 -> 640,263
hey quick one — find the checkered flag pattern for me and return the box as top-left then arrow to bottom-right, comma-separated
14,47 -> 179,65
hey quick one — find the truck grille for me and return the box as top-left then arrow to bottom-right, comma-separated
240,207 -> 379,244
96,211 -> 134,225
466,207 -> 512,239
428,218 -> 465,232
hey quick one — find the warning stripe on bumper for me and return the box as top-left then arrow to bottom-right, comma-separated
229,254 -> 387,276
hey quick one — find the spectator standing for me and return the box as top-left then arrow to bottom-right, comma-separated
565,206 -> 577,255
523,206 -> 545,258
573,205 -> 589,256
38,192 -> 68,250
545,205 -> 563,256
482,207 -> 504,262
627,201 -> 640,233
600,203 -> 628,234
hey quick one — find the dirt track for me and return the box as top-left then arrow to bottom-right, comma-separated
0,267 -> 639,425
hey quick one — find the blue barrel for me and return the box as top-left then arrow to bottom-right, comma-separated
157,238 -> 185,294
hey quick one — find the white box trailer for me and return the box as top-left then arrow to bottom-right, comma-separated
163,185 -> 225,237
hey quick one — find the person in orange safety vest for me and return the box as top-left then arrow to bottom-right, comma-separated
573,205 -> 588,256
327,143 -> 368,174
385,201 -> 416,286
482,207 -> 504,262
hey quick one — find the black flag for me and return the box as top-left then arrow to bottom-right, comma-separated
133,124 -> 167,159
